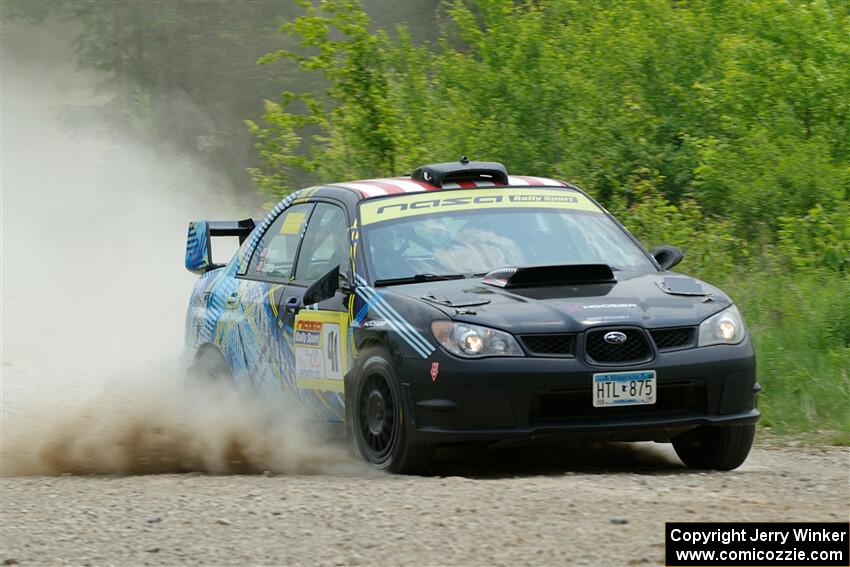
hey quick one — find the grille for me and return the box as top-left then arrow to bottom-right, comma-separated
531,380 -> 706,422
520,334 -> 575,357
650,327 -> 695,350
585,328 -> 651,364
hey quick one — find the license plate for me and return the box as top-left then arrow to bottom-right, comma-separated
592,370 -> 656,407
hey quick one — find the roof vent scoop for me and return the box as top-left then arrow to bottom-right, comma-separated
411,158 -> 509,187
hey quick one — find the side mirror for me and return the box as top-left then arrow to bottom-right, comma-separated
339,271 -> 354,294
303,265 -> 346,306
652,245 -> 684,271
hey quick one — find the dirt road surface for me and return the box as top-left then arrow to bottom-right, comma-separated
1,442 -> 847,567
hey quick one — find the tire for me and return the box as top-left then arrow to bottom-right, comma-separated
187,345 -> 233,385
348,347 -> 433,475
672,424 -> 756,470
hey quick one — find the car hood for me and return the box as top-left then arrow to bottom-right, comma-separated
381,271 -> 731,334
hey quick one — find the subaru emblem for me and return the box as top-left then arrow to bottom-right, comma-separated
603,331 -> 627,344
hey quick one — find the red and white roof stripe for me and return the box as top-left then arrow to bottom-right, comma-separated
332,175 -> 568,198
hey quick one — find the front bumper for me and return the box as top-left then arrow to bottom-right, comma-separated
399,335 -> 759,445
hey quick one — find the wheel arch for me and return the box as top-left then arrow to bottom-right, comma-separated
193,342 -> 228,363
188,342 -> 234,383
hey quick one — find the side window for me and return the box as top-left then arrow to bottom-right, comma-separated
247,203 -> 314,280
295,203 -> 350,283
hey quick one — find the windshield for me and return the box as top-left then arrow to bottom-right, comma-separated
359,188 -> 655,282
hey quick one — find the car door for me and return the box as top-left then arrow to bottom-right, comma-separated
277,200 -> 352,422
235,202 -> 314,398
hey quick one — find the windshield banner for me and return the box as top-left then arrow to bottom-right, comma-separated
358,188 -> 602,225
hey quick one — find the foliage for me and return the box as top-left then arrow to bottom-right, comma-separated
3,0 -> 307,187
251,0 -> 850,437
252,0 -> 849,224
726,271 -> 849,434
2,0 -> 441,189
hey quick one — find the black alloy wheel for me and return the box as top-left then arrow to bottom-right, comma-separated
358,373 -> 399,460
349,347 -> 433,474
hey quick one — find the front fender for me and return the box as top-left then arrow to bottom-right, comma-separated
351,286 -> 445,363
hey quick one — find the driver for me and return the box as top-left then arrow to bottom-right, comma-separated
368,225 -> 414,280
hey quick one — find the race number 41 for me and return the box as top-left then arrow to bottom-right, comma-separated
323,323 -> 342,380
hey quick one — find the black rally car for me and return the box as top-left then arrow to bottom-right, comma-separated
184,159 -> 759,474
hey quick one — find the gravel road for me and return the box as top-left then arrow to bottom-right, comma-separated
1,442 -> 847,567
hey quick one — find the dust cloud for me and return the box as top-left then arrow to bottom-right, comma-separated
1,369 -> 356,476
0,19 -> 357,476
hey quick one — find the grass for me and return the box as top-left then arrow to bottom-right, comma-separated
718,270 -> 850,441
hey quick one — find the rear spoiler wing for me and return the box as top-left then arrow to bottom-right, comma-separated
207,220 -> 256,242
185,218 -> 256,274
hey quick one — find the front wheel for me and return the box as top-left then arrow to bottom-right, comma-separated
348,348 -> 433,475
672,424 -> 756,470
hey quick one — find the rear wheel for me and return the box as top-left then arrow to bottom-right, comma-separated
672,424 -> 756,470
349,348 -> 433,474
187,345 -> 233,385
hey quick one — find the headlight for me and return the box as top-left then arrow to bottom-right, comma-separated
698,305 -> 746,346
431,321 -> 524,358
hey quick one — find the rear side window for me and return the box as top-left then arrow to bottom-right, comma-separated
247,203 -> 314,280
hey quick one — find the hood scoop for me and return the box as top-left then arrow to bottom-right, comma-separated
481,264 -> 615,288
656,276 -> 708,296
421,292 -> 491,308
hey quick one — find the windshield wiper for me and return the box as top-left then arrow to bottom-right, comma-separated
373,273 -> 467,287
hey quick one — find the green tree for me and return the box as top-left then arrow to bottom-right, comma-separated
250,0 -> 850,436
